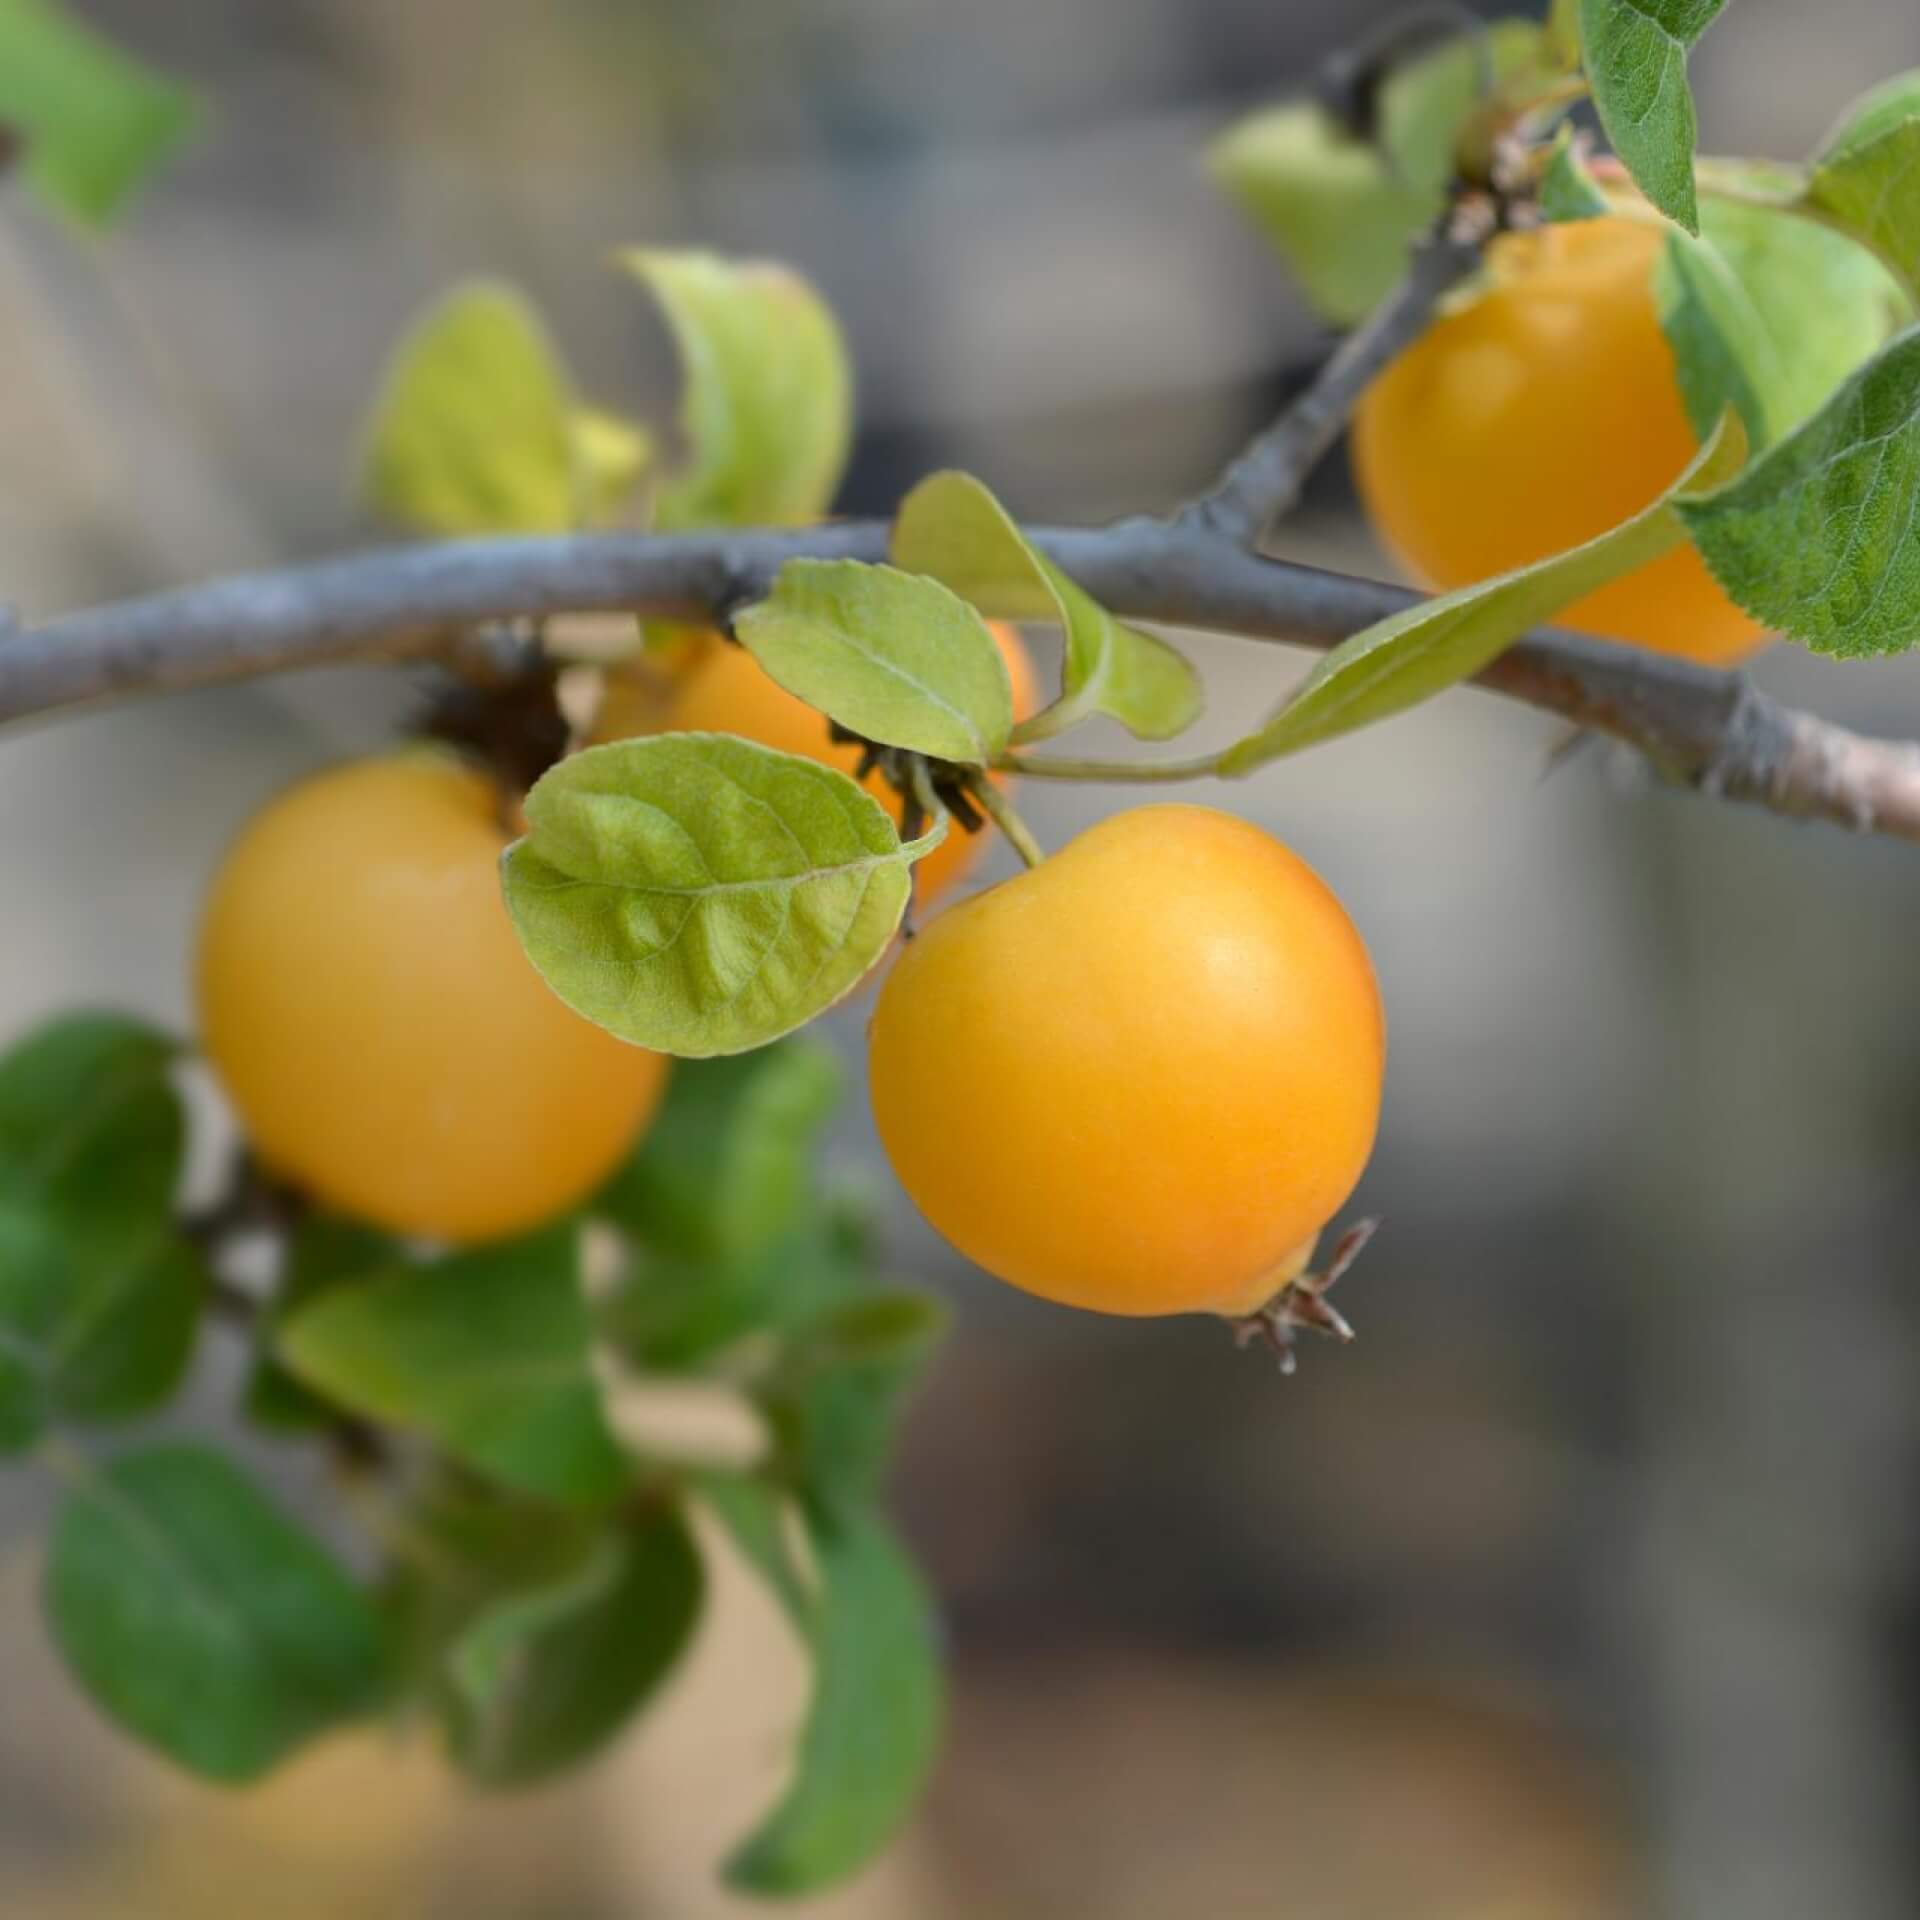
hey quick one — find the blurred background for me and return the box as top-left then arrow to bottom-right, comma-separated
5,1 -> 1920,1915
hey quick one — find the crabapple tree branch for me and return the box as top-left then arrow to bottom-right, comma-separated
1173,224 -> 1487,545
7,517 -> 1920,844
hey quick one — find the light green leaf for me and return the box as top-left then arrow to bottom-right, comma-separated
279,1224 -> 631,1505
619,249 -> 852,530
244,1217 -> 398,1434
0,0 -> 197,227
1540,130 -> 1611,222
1206,22 -> 1549,325
892,470 -> 1201,743
698,1473 -> 816,1635
568,406 -> 651,525
1577,0 -> 1726,233
361,282 -> 583,534
1677,327 -> 1920,657
726,1508 -> 943,1896
1804,72 -> 1920,304
45,1443 -> 386,1782
1665,194 -> 1907,450
1655,228 -> 1781,445
596,1038 -> 841,1263
736,561 -> 1013,764
504,735 -> 941,1058
1223,414 -> 1747,768
443,1507 -> 703,1789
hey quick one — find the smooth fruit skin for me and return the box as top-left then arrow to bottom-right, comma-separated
868,806 -> 1384,1318
1352,217 -> 1764,665
598,622 -> 1039,907
198,752 -> 668,1243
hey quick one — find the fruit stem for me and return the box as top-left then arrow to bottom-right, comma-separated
996,749 -> 1223,784
965,771 -> 1046,868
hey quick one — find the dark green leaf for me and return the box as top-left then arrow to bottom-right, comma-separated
1804,71 -> 1920,303
607,1200 -> 877,1376
1678,327 -> 1920,657
45,1443 -> 386,1782
726,1508 -> 943,1896
1222,414 -> 1746,767
1655,227 -> 1781,445
279,1224 -> 631,1505
444,1504 -> 704,1788
619,250 -> 852,530
504,735 -> 941,1058
244,1217 -> 398,1434
697,1472 -> 815,1634
892,470 -> 1201,743
0,1016 -> 200,1451
765,1293 -> 948,1517
0,0 -> 197,226
1577,0 -> 1725,233
736,561 -> 1014,764
596,1039 -> 841,1263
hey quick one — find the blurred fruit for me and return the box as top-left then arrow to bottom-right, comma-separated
199,750 -> 667,1242
869,805 -> 1383,1317
1352,215 -> 1764,664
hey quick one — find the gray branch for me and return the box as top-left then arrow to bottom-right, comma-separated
7,515 -> 1920,843
1173,227 -> 1485,545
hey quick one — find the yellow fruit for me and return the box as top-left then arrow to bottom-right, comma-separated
599,621 -> 1040,909
1352,216 -> 1764,665
868,805 -> 1384,1317
198,751 -> 667,1242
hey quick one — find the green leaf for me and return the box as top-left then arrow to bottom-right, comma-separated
0,1013 -> 180,1217
0,1202 -> 202,1451
442,1506 -> 703,1788
279,1224 -> 631,1505
736,561 -> 1013,764
1804,72 -> 1920,304
45,1443 -> 386,1782
568,406 -> 651,525
504,735 -> 941,1058
1664,194 -> 1907,451
619,249 -> 853,530
1206,22 -> 1550,324
1222,413 -> 1747,768
891,470 -> 1201,744
361,282 -> 585,535
1539,131 -> 1611,222
1677,327 -> 1920,657
765,1293 -> 948,1517
0,0 -> 197,227
244,1217 -> 398,1434
697,1472 -> 815,1635
1655,228 -> 1781,445
0,1015 -> 200,1451
607,1201 -> 879,1376
727,1508 -> 943,1896
1576,0 -> 1725,234
596,1039 -> 841,1263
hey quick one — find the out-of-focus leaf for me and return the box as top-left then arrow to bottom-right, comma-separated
46,1443 -> 386,1782
244,1217 -> 398,1434
726,1508 -> 943,1896
280,1224 -> 630,1505
619,249 -> 852,529
1804,71 -> 1920,302
0,0 -> 197,226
